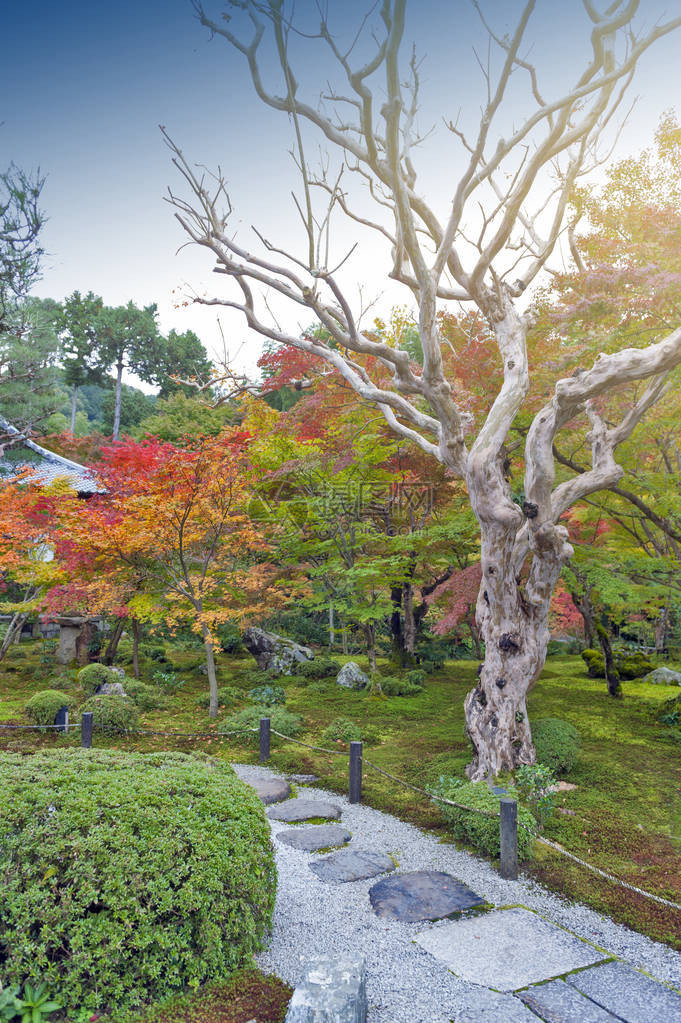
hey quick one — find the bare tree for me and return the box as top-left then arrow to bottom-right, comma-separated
165,0 -> 681,779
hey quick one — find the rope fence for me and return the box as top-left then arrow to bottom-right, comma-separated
2,714 -> 680,913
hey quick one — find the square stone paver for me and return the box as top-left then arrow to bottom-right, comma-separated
415,907 -> 607,991
519,978 -> 620,1021
567,960 -> 681,1023
455,988 -> 541,1022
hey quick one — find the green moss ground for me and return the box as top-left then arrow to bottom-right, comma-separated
1,641 -> 680,951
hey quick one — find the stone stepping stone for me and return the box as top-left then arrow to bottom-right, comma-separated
310,849 -> 395,884
285,955 -> 366,1022
277,825 -> 351,852
414,908 -> 606,991
369,870 -> 485,922
566,960 -> 681,1023
267,798 -> 341,823
456,989 -> 542,1023
519,978 -> 620,1022
248,776 -> 292,805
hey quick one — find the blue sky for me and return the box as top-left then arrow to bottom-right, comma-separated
3,1 -> 680,374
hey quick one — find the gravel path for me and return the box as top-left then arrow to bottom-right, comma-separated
232,763 -> 681,1023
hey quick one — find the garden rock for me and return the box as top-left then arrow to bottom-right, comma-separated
284,956 -> 366,1023
309,849 -> 395,884
336,662 -> 369,690
643,666 -> 681,686
243,627 -> 314,675
249,776 -> 292,804
278,825 -> 351,852
369,870 -> 486,922
268,798 -> 341,822
566,960 -> 681,1023
97,681 -> 127,697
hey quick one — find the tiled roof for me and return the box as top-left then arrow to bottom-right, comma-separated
0,417 -> 102,494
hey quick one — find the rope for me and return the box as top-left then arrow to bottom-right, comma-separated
268,728 -> 354,756
361,756 -> 500,820
0,723 -> 258,739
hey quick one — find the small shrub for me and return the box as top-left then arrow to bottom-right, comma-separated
152,669 -> 184,694
406,668 -> 426,687
143,644 -> 171,665
656,694 -> 681,728
532,717 -> 581,777
220,705 -> 302,742
616,652 -> 654,680
217,622 -> 244,654
322,717 -> 381,745
79,693 -> 139,734
0,750 -> 275,1016
515,763 -> 557,828
194,686 -> 241,710
124,679 -> 169,712
430,777 -> 535,859
114,638 -> 134,664
581,648 -> 604,677
380,674 -> 424,697
25,690 -> 70,727
248,683 -> 287,706
296,657 -> 340,679
77,662 -> 118,698
420,659 -> 443,674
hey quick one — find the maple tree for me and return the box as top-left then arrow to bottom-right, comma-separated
53,433 -> 274,716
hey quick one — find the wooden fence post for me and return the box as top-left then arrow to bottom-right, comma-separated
499,797 -> 518,880
349,741 -> 363,804
81,711 -> 94,749
259,717 -> 271,763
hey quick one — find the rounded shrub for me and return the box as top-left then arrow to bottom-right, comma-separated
380,674 -> 424,697
77,663 -> 118,698
580,648 -> 605,677
220,704 -> 302,742
296,657 -> 341,679
430,777 -> 535,859
247,683 -> 286,706
194,686 -> 241,710
0,750 -> 276,1016
616,652 -> 654,680
123,679 -> 169,712
532,717 -> 581,776
217,622 -> 244,654
322,717 -> 381,745
25,690 -> 70,727
79,693 -> 139,734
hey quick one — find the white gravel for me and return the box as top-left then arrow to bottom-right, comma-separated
232,763 -> 681,1023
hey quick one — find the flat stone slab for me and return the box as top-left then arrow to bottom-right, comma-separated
248,776 -> 292,804
455,989 -> 542,1023
415,908 -> 605,990
310,849 -> 395,884
519,978 -> 620,1022
369,870 -> 485,922
268,798 -> 341,822
285,955 -> 366,1022
278,825 -> 351,852
567,960 -> 681,1023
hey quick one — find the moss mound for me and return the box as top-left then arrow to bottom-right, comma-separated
25,689 -> 70,726
79,692 -> 139,733
532,717 -> 581,776
0,750 -> 276,1017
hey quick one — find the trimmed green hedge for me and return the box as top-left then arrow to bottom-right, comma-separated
430,777 -> 535,859
79,693 -> 139,733
0,750 -> 276,1017
25,690 -> 70,727
532,717 -> 581,776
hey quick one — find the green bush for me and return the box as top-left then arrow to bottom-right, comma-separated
380,674 -> 424,697
142,644 -> 171,665
617,652 -> 654,680
406,668 -> 427,687
194,686 -> 241,710
532,717 -> 581,776
656,694 -> 681,728
0,750 -> 275,1016
25,690 -> 70,727
152,669 -> 184,694
220,705 -> 302,742
296,657 -> 340,679
581,648 -> 604,677
115,638 -> 134,664
79,693 -> 139,734
247,684 -> 286,706
124,679 -> 169,712
217,622 -> 244,654
77,663 -> 118,698
322,717 -> 381,745
430,777 -> 535,859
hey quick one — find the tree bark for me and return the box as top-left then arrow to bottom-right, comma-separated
0,612 -> 28,663
363,622 -> 377,674
70,385 -> 78,433
202,626 -> 220,718
132,618 -> 140,678
328,601 -> 335,648
403,582 -> 416,658
112,357 -> 124,441
103,616 -> 126,664
596,622 -> 621,697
